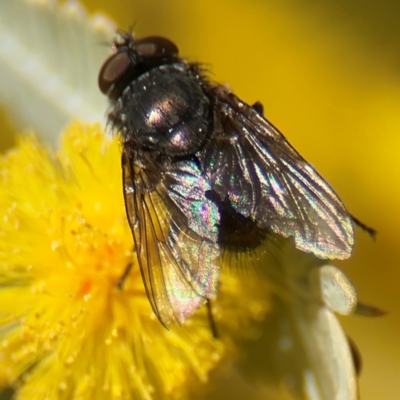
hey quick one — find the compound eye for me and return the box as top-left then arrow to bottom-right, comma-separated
133,36 -> 179,59
98,51 -> 131,95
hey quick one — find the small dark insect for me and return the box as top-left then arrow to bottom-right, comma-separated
98,32 -> 363,326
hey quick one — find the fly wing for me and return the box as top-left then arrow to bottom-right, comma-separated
200,87 -> 354,260
122,150 -> 220,326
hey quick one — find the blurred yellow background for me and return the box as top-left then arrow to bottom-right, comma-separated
1,0 -> 399,399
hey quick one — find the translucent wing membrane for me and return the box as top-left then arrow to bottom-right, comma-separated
201,88 -> 354,260
122,151 -> 220,325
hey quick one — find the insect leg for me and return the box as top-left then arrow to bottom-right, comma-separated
251,101 -> 264,115
117,248 -> 135,289
347,336 -> 362,376
206,299 -> 219,339
350,215 -> 376,239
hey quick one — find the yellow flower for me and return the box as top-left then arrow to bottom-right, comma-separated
0,122 -> 269,400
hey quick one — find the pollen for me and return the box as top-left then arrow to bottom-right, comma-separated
0,122 -> 270,400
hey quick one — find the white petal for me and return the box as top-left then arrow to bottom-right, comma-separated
265,237 -> 358,400
310,265 -> 357,315
0,0 -> 115,144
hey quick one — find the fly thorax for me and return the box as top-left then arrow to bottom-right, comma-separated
113,65 -> 210,156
